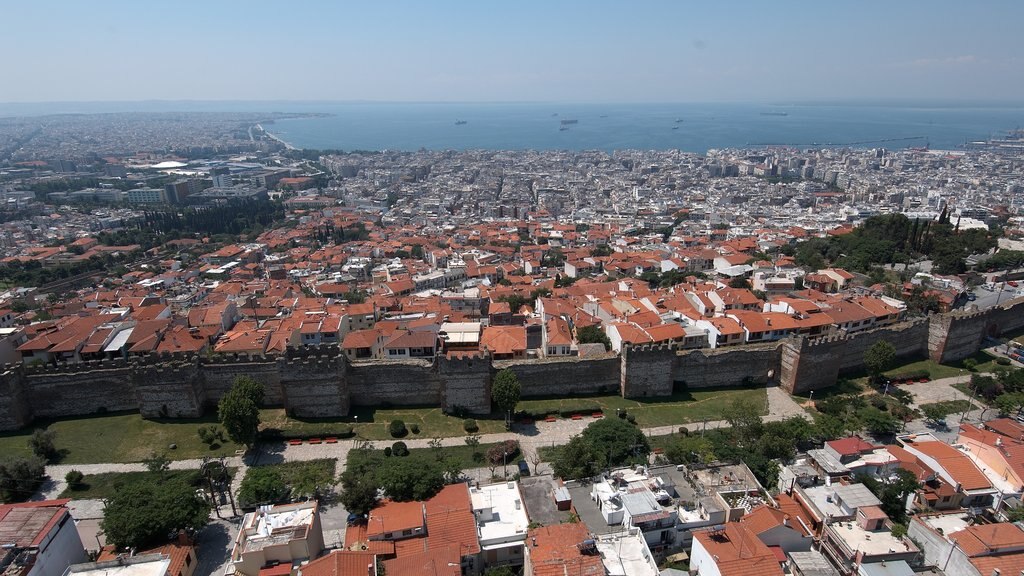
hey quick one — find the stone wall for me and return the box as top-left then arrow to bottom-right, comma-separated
23,362 -> 138,419
495,355 -> 621,398
133,358 -> 204,419
675,342 -> 782,389
201,357 -> 283,408
278,355 -> 348,418
4,301 -> 1024,431
347,359 -> 442,407
439,353 -> 492,415
621,345 -> 677,398
780,320 -> 930,394
0,368 -> 30,430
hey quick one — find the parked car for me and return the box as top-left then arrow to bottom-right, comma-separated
518,460 -> 531,477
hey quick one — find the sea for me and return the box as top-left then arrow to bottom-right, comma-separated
2,100 -> 1023,153
265,101 -> 1024,153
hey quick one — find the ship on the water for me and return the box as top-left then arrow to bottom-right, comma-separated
560,119 -> 578,125
454,120 -> 467,125
760,112 -> 788,116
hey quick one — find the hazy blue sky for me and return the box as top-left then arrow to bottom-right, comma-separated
2,1 -> 1022,103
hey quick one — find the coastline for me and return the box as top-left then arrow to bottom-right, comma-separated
255,123 -> 300,151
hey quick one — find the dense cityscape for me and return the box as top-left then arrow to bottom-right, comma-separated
0,105 -> 1023,576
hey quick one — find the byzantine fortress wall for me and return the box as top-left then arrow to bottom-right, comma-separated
1,298 -> 1022,431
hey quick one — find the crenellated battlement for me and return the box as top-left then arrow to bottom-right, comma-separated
3,301 -> 1023,431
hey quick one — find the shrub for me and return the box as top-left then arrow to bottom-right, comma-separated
65,470 -> 85,489
392,442 -> 409,457
384,447 -> 393,457
618,410 -> 628,419
678,426 -> 689,436
963,358 -> 979,372
389,420 -> 408,438
626,414 -> 637,424
487,440 -> 521,464
29,430 -> 58,462
463,418 -> 479,433
997,357 -> 1012,366
409,423 -> 420,434
870,395 -> 888,410
887,369 -> 930,383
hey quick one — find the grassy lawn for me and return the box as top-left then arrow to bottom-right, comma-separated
0,412 -> 243,464
260,406 -> 507,441
58,469 -> 204,500
260,386 -> 765,440
516,386 -> 767,429
351,442 -> 523,471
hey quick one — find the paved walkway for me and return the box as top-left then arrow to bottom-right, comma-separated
38,383 -> 808,501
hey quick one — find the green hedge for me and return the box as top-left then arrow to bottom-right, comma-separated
516,405 -> 603,420
259,424 -> 354,441
885,370 -> 930,382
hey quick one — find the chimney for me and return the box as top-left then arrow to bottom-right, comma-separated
367,562 -> 374,576
177,529 -> 189,546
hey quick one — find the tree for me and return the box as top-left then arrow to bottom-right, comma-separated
576,325 -> 612,351
579,417 -> 650,467
233,376 -> 266,407
995,392 -> 1024,417
65,470 -> 85,489
664,435 -> 716,465
492,369 -> 522,428
855,469 -> 919,524
338,470 -> 379,515
921,404 -> 953,425
861,407 -> 901,437
723,396 -> 764,446
551,435 -> 600,481
143,452 -> 171,474
864,341 -> 896,384
218,380 -> 261,448
0,456 -> 46,503
377,458 -> 445,501
29,429 -> 58,462
236,467 -> 288,507
101,476 -> 211,550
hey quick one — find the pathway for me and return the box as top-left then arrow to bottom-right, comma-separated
38,382 -> 808,500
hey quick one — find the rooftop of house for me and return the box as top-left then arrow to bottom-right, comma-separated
470,481 -> 530,547
67,555 -> 171,576
526,523 -> 604,576
0,499 -> 71,549
692,523 -> 784,576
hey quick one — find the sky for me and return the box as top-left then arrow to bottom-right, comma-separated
1,1 -> 1023,104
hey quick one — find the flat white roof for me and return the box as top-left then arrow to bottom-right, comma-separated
596,531 -> 658,576
67,555 -> 170,576
471,481 -> 529,546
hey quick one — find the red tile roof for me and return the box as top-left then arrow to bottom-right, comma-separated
693,523 -> 784,576
527,523 -> 603,576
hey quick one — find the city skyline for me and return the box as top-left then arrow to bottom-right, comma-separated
2,1 -> 1023,104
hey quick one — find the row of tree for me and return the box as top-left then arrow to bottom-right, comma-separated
795,213 -> 998,275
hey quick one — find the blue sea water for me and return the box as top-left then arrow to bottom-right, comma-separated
266,102 -> 1024,153
1,100 -> 1022,153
